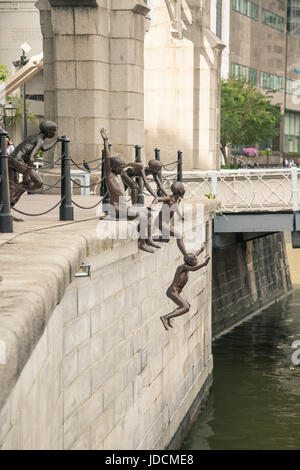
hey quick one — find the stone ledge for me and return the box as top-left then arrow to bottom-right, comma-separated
0,197 -> 218,413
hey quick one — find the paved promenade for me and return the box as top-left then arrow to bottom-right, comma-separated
0,194 -> 101,246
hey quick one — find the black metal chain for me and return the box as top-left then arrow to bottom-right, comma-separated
70,176 -> 104,189
71,192 -> 108,210
9,178 -> 63,194
11,198 -> 64,217
70,157 -> 102,172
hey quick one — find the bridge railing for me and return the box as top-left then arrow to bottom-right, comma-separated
163,168 -> 300,213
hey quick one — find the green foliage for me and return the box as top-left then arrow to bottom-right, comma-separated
259,150 -> 273,156
0,64 -> 9,82
220,78 -> 282,164
287,152 -> 300,158
204,193 -> 216,199
5,95 -> 38,126
221,164 -> 239,169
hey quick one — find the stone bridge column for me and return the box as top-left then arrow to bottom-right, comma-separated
35,0 -> 149,163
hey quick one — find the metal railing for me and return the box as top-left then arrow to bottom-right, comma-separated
3,137 -> 297,235
168,168 -> 300,213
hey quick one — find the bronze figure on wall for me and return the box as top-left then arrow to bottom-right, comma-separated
121,160 -> 167,205
100,128 -> 160,253
161,248 -> 210,330
9,121 -> 61,212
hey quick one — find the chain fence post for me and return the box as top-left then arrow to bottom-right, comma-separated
177,150 -> 183,182
100,148 -> 110,205
155,147 -> 164,197
0,128 -> 13,233
135,145 -> 144,205
60,136 -> 74,221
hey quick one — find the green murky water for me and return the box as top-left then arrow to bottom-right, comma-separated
181,289 -> 300,450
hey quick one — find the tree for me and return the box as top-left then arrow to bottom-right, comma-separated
220,78 -> 282,165
0,64 -> 9,82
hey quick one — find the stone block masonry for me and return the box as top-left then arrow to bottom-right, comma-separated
35,0 -> 150,164
212,232 -> 293,338
0,198 -> 218,450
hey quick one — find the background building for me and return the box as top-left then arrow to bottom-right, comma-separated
211,0 -> 300,155
0,0 -> 44,141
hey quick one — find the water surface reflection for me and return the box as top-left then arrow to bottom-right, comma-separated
181,290 -> 300,450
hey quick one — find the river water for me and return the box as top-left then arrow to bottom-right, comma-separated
181,288 -> 300,450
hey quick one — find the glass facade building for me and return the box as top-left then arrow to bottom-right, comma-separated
287,0 -> 300,38
260,72 -> 283,91
231,62 -> 257,84
284,111 -> 300,152
262,8 -> 284,32
232,0 -> 258,21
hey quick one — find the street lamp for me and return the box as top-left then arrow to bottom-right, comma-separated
0,102 -> 17,130
13,42 -> 31,139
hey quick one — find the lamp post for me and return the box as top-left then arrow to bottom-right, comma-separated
3,102 -> 17,130
13,43 -> 31,139
0,102 -> 17,132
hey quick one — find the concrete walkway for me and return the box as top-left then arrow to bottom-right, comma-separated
0,194 -> 102,246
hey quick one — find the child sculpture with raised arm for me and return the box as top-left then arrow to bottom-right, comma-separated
160,248 -> 210,330
100,128 -> 160,253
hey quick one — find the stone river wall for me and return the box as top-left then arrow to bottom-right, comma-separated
0,198 -> 217,450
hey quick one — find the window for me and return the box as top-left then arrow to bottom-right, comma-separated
262,8 -> 284,32
232,0 -> 258,21
284,111 -> 300,152
231,62 -> 257,84
287,0 -> 300,38
216,0 -> 223,39
260,72 -> 283,91
286,79 -> 300,97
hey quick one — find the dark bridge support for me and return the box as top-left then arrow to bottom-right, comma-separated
214,212 -> 300,249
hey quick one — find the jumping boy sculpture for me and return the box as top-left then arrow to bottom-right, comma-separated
160,248 -> 210,330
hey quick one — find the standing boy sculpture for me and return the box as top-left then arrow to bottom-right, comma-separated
160,249 -> 210,330
9,120 -> 60,211
100,128 -> 160,253
121,160 -> 167,204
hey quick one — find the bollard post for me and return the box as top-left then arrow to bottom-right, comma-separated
135,145 -> 144,205
177,150 -> 183,182
60,136 -> 74,221
0,128 -> 13,233
100,148 -> 110,205
155,147 -> 164,197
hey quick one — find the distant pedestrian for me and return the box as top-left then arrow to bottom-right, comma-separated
83,160 -> 91,172
297,160 -> 300,168
6,136 -> 15,155
289,159 -> 295,168
284,158 -> 289,168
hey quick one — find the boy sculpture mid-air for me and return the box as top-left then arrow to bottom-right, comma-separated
161,249 -> 210,330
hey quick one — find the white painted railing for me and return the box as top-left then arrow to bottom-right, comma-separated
162,168 -> 300,213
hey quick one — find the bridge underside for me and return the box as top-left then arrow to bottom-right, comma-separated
213,212 -> 300,248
